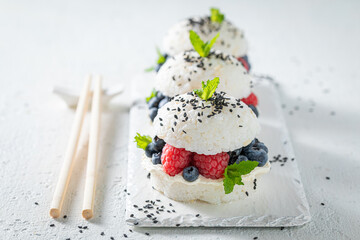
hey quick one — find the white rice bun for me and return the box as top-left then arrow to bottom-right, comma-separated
155,50 -> 252,99
163,16 -> 248,57
153,92 -> 260,155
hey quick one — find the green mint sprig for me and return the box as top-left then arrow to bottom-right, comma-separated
145,47 -> 166,72
134,133 -> 152,150
210,8 -> 225,24
146,89 -> 157,103
189,30 -> 219,57
194,77 -> 220,101
223,161 -> 259,194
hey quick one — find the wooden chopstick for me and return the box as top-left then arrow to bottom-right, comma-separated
82,75 -> 102,219
50,75 -> 92,218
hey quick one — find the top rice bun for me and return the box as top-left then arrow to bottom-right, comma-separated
155,50 -> 252,99
163,16 -> 248,57
153,91 -> 260,155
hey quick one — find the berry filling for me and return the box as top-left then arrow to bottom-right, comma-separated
147,91 -> 170,122
144,136 -> 268,181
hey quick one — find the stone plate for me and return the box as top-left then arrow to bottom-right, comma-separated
125,75 -> 311,227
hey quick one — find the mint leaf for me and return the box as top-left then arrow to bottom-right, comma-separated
145,47 -> 166,72
189,30 -> 206,57
146,89 -> 157,103
156,47 -> 166,65
189,30 -> 220,57
145,66 -> 155,72
134,133 -> 152,150
210,8 -> 225,24
223,161 -> 259,194
194,77 -> 220,101
203,32 -> 219,56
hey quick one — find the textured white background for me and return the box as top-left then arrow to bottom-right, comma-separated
0,0 -> 359,239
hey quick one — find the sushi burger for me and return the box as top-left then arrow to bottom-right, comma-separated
149,8 -> 251,73
146,30 -> 258,122
136,78 -> 270,204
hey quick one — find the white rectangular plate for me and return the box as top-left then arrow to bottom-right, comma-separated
125,76 -> 311,227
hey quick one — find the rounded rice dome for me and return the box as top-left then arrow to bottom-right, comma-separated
163,16 -> 248,57
155,50 -> 252,99
153,92 -> 260,155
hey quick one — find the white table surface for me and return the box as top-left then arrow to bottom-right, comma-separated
0,0 -> 359,239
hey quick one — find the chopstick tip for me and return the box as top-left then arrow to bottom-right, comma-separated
82,209 -> 93,220
49,208 -> 60,218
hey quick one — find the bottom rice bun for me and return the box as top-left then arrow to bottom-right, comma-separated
135,80 -> 270,204
142,154 -> 270,204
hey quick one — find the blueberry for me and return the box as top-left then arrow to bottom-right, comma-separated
182,166 -> 199,182
236,155 -> 248,164
145,142 -> 157,158
248,104 -> 259,117
158,97 -> 169,108
253,142 -> 268,153
156,91 -> 165,100
148,96 -> 162,109
152,152 -> 162,165
155,64 -> 162,72
149,107 -> 158,122
153,138 -> 166,152
245,149 -> 268,167
228,147 -> 243,165
243,139 -> 256,153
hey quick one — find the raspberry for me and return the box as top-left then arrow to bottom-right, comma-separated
193,152 -> 229,179
161,144 -> 192,176
237,56 -> 250,71
241,92 -> 258,107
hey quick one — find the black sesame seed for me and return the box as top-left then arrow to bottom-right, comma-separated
176,224 -> 180,227
196,214 -> 200,217
321,203 -> 325,206
100,232 -> 105,236
123,234 -> 128,238
326,176 -> 330,180
49,224 -> 55,227
145,232 -> 150,236
245,191 -> 249,196
34,202 -> 39,205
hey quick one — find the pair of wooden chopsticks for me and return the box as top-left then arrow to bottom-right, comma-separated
50,75 -> 102,220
